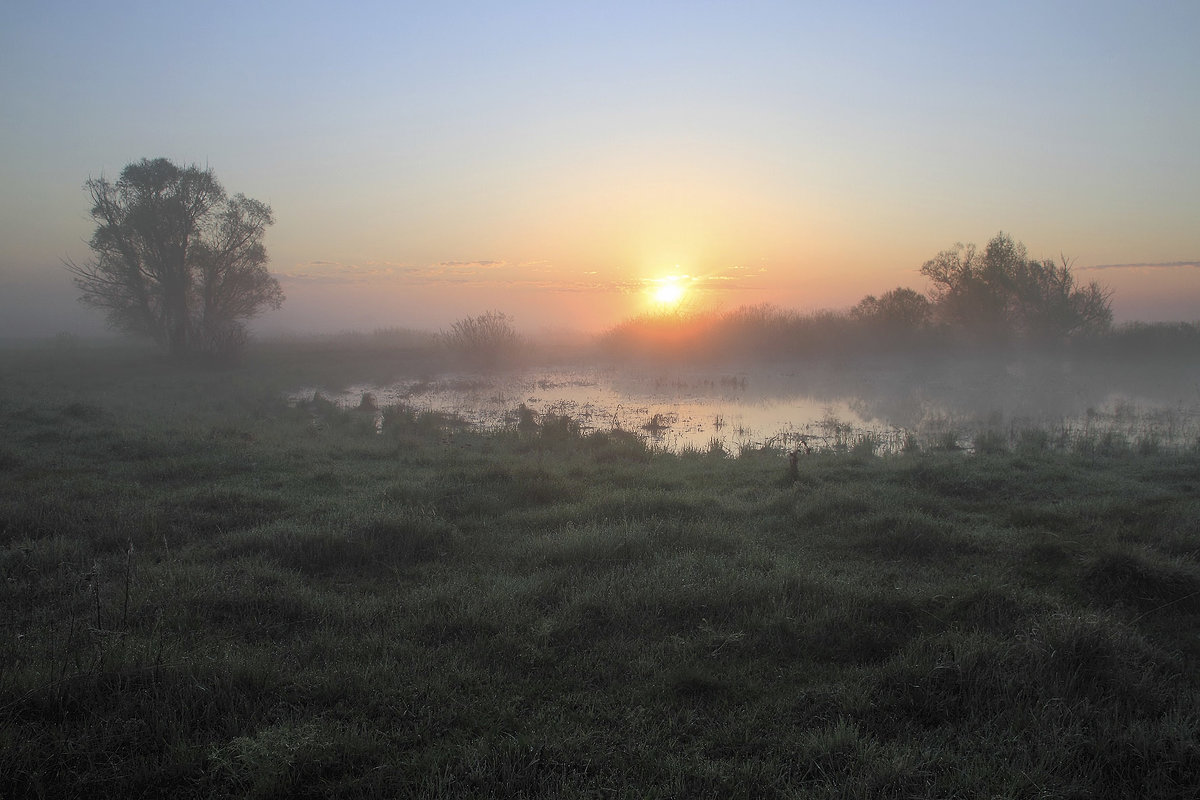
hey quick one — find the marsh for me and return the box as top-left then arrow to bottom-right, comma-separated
293,353 -> 1200,455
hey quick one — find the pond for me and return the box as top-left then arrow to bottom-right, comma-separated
292,356 -> 1200,455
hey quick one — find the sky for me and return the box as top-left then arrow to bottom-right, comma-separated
2,1 -> 1199,338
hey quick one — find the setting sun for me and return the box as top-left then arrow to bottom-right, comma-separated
649,274 -> 689,308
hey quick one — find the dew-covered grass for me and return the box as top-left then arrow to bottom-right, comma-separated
2,340 -> 1199,798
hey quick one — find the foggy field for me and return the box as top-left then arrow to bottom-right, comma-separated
3,341 -> 1200,798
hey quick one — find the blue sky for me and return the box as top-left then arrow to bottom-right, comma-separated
2,1 -> 1198,336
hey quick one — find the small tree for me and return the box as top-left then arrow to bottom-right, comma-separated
66,158 -> 283,359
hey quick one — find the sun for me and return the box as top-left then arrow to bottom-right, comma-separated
649,274 -> 689,308
654,281 -> 685,306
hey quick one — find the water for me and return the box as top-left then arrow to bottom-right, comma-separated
292,357 -> 1200,454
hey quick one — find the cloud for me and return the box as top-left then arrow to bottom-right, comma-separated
683,265 -> 766,288
436,260 -> 504,269
276,259 -> 506,285
277,258 -> 608,291
273,261 -> 413,285
274,259 -> 768,294
1080,260 -> 1200,271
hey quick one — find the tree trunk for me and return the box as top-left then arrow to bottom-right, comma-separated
165,276 -> 190,357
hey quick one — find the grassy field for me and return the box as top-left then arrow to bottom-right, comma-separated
2,340 -> 1199,798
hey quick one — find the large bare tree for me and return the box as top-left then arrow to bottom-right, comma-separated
67,158 -> 283,358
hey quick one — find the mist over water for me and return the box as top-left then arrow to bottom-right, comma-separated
292,354 -> 1200,454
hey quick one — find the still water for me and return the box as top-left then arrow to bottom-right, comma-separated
294,357 -> 1200,454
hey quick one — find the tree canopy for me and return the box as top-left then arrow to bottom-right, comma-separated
851,287 -> 933,344
67,158 -> 283,359
919,232 -> 1112,344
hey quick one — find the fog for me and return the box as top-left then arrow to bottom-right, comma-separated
284,346 -> 1200,458
4,263 -> 1200,344
5,226 -> 1199,454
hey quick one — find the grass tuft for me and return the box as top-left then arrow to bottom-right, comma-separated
1082,548 -> 1200,614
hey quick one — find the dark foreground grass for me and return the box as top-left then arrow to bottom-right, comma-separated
2,342 -> 1199,798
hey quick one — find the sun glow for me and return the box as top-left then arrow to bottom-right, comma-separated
649,273 -> 689,308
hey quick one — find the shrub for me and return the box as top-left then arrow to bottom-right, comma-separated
850,433 -> 881,458
1015,427 -> 1051,454
539,414 -> 581,445
441,311 -> 521,366
973,429 -> 1008,455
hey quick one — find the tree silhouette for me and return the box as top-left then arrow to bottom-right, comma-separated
67,158 -> 283,359
920,232 -> 1111,344
851,287 -> 932,343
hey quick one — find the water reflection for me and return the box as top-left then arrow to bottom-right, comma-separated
293,356 -> 1200,454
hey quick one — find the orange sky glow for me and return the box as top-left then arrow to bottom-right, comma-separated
2,3 -> 1198,338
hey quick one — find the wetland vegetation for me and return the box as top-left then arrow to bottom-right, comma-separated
2,335 -> 1199,798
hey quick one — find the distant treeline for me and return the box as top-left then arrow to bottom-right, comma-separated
598,306 -> 1200,362
265,312 -> 1200,373
264,232 -> 1196,365
600,233 -> 1197,362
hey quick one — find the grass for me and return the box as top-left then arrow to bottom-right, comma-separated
1,340 -> 1199,797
